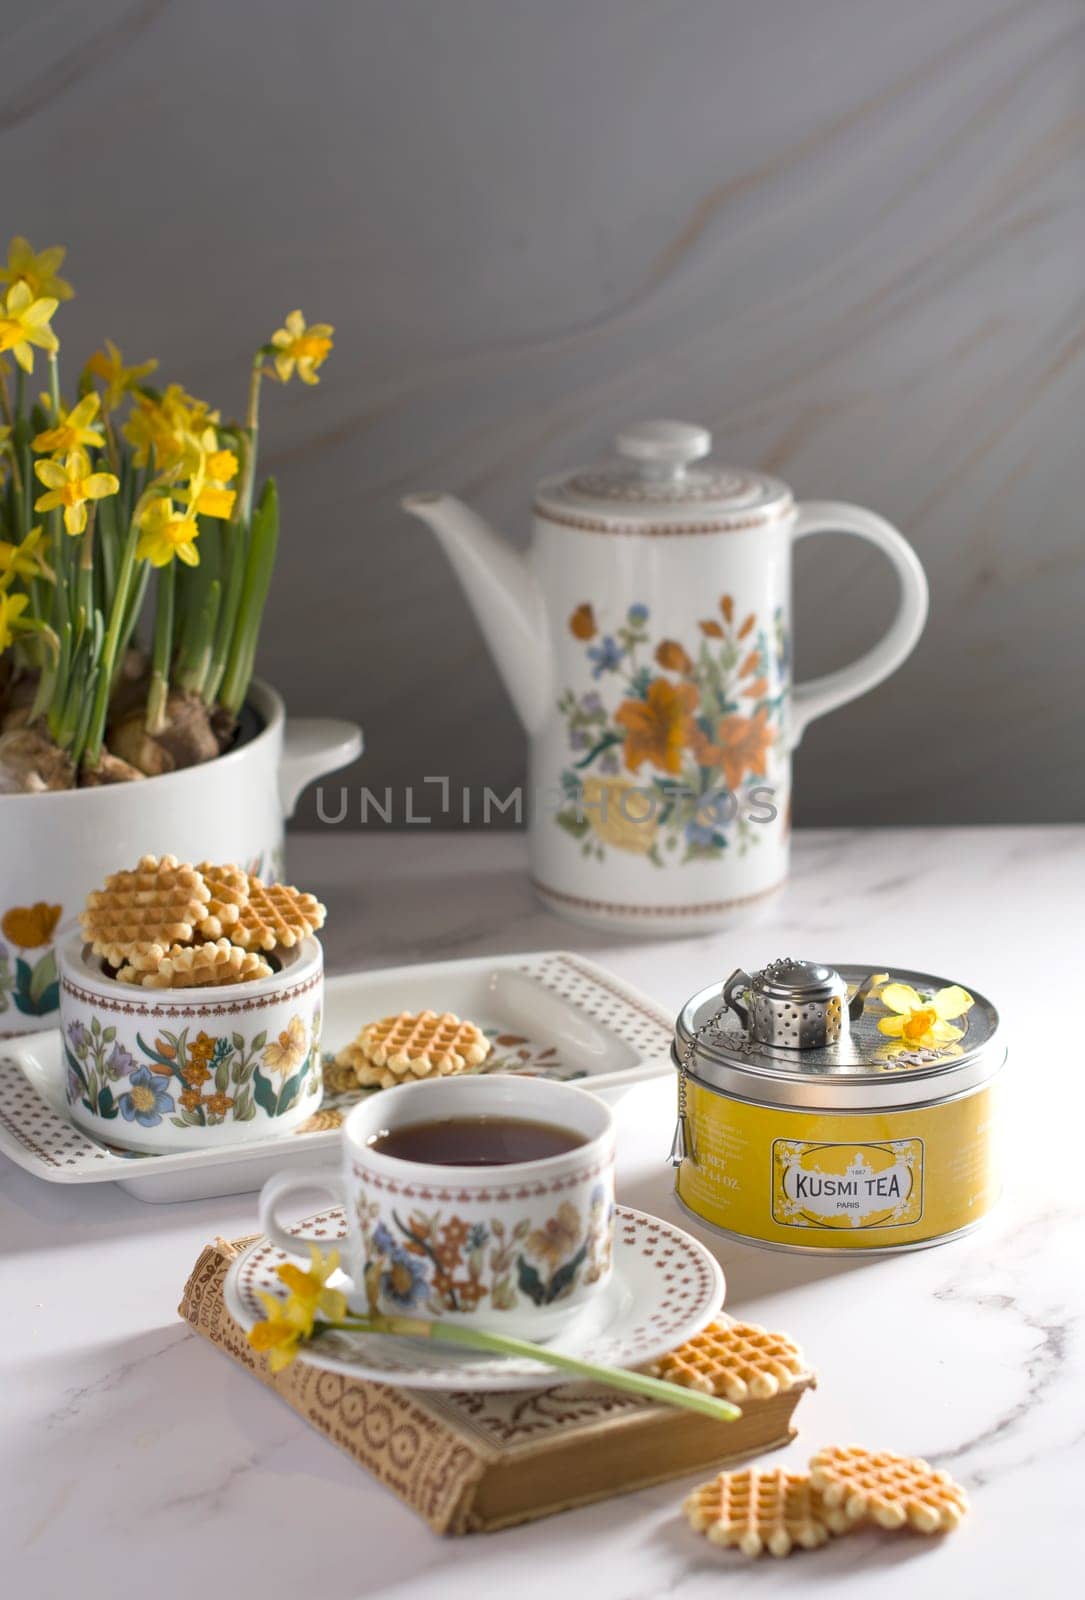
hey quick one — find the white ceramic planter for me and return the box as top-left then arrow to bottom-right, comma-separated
59,935 -> 324,1153
0,681 -> 360,1038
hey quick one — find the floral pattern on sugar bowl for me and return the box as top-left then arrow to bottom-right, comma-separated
58,935 -> 323,1153
355,1183 -> 614,1317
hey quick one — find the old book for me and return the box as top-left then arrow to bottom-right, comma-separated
179,1235 -> 813,1536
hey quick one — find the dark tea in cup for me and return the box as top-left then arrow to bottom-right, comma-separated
366,1114 -> 587,1167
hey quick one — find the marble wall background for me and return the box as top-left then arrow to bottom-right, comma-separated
5,0 -> 1082,823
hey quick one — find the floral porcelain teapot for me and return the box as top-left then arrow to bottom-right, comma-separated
403,419 -> 927,932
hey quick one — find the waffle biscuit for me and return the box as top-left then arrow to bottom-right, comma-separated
118,938 -> 273,989
322,1055 -> 367,1096
809,1446 -> 969,1533
194,862 -> 250,936
646,1318 -> 808,1403
358,1009 -> 489,1080
107,943 -> 168,979
213,878 -> 326,951
81,854 -> 210,965
684,1468 -> 843,1558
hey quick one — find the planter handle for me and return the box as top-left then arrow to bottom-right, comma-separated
279,718 -> 363,818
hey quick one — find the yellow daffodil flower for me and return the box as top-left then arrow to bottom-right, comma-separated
876,983 -> 974,1049
32,392 -> 105,455
33,448 -> 119,535
0,591 -> 31,653
0,237 -> 73,303
276,1245 -> 349,1326
179,430 -> 239,520
84,338 -> 158,410
135,495 -> 200,567
123,384 -> 220,470
0,526 -> 51,589
0,282 -> 60,374
247,1246 -> 348,1371
248,1292 -> 311,1372
270,309 -> 334,385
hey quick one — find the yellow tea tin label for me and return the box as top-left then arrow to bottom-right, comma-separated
677,1079 -> 999,1250
771,1139 -> 923,1230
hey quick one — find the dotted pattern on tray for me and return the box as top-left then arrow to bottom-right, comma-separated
234,1206 -> 716,1384
0,954 -> 673,1181
524,953 -> 672,1059
0,1058 -> 114,1169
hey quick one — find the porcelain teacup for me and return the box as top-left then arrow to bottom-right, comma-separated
258,1073 -> 617,1340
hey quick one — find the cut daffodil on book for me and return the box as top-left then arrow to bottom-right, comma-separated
244,1245 -> 741,1422
875,983 -> 974,1049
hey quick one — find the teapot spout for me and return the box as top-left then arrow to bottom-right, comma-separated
401,493 -> 551,733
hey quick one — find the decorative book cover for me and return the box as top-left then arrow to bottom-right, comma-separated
179,1235 -> 812,1536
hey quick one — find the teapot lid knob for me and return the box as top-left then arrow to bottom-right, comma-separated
614,419 -> 712,472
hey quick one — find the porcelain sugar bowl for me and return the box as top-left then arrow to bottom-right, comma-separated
58,935 -> 324,1153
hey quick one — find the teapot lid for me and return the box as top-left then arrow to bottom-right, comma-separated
535,420 -> 792,531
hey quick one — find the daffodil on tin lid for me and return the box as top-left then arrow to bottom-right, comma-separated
670,959 -> 1004,1255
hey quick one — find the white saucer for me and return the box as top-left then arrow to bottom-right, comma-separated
224,1202 -> 725,1391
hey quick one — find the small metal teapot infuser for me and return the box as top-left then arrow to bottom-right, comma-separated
670,957 -> 884,1165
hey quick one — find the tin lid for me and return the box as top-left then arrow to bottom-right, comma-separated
534,420 -> 792,529
674,961 -> 1004,1110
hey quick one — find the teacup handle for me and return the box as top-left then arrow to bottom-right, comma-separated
258,1168 -> 347,1259
789,501 -> 929,748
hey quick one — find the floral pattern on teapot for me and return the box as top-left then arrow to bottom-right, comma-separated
555,596 -> 789,863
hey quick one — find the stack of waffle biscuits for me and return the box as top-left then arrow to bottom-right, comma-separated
80,854 -> 325,989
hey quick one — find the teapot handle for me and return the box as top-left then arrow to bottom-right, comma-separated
789,501 -> 928,748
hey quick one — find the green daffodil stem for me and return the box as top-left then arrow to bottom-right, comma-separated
83,513 -> 140,768
218,477 -> 278,717
320,1314 -> 741,1423
146,559 -> 175,734
238,357 -> 264,528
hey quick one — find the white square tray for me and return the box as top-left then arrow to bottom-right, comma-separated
0,951 -> 673,1202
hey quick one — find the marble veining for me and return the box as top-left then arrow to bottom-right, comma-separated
1,826 -> 1083,1596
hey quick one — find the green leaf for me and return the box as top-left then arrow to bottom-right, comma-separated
516,1256 -> 546,1306
101,1025 -> 116,1044
29,950 -> 58,1008
253,1069 -> 278,1117
544,1243 -> 588,1303
97,1085 -> 118,1120
556,810 -> 590,840
251,1031 -> 267,1053
63,1040 -> 90,1096
214,1061 -> 229,1094
233,1088 -> 255,1122
275,1069 -> 304,1116
232,1031 -> 245,1052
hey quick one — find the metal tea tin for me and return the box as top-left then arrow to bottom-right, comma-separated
670,958 -> 1004,1254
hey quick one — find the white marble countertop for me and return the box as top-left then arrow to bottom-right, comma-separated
2,826 -> 1083,1598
